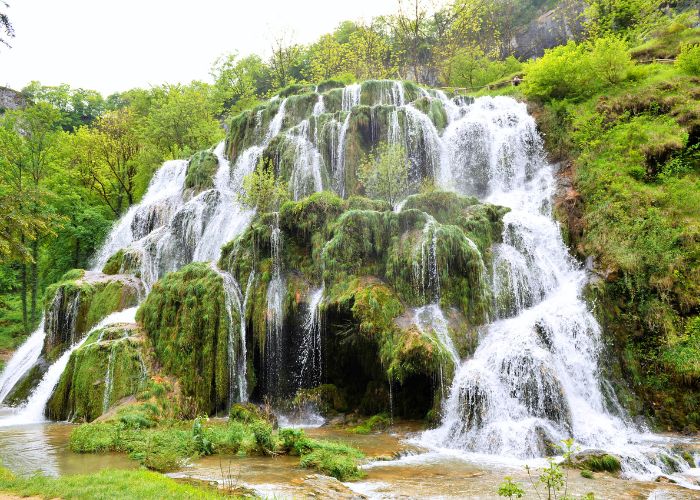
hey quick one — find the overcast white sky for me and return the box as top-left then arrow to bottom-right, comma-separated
1,0 -> 400,95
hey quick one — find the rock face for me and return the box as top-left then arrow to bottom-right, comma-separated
47,324 -> 148,421
3,270 -> 143,406
0,86 -> 26,112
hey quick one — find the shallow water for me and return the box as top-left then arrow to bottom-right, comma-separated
0,419 -> 697,497
0,420 -> 136,477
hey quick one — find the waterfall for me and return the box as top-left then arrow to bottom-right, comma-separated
297,287 -> 324,390
215,265 -> 255,405
265,213 -> 285,396
0,322 -> 44,403
0,307 -> 138,427
410,95 -> 697,486
414,304 -> 459,366
412,216 -> 440,304
287,120 -> 324,200
0,94 -> 290,425
102,342 -> 118,413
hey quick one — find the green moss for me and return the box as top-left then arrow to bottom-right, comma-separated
136,263 -> 232,415
102,249 -> 125,275
350,413 -> 390,434
43,271 -> 141,362
47,325 -> 147,421
185,150 -> 218,193
581,454 -> 622,473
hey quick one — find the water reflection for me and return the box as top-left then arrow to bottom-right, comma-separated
0,418 -> 136,477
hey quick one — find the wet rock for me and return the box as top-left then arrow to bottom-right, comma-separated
296,473 -> 367,499
570,450 -> 622,473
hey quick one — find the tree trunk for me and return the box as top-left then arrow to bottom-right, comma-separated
30,237 -> 39,322
20,234 -> 28,333
74,238 -> 81,268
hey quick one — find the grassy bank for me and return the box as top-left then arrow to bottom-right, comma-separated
70,402 -> 365,481
0,467 -> 224,499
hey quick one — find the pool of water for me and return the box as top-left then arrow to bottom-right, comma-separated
0,419 -> 697,499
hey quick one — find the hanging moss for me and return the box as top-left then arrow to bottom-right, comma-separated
412,97 -> 448,131
47,324 -> 148,422
185,150 -> 218,193
226,100 -> 281,161
43,271 -> 142,362
136,263 -> 233,415
102,248 -> 142,277
282,92 -> 318,129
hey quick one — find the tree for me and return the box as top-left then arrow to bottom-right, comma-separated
0,103 -> 62,326
268,35 -> 303,90
210,53 -> 270,113
68,108 -> 145,216
348,24 -> 394,80
238,158 -> 288,213
392,0 -> 431,82
359,142 -> 409,208
308,34 -> 349,82
1,1 -> 14,48
22,82 -> 106,131
145,83 -> 223,158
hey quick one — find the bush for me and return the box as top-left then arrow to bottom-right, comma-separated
588,36 -> 633,84
524,37 -> 631,101
676,43 -> 700,75
251,421 -> 275,455
581,469 -> 594,479
70,423 -> 116,453
299,448 -> 363,481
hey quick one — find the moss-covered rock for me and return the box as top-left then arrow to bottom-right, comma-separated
136,263 -> 233,415
215,190 -> 505,417
185,150 -> 218,193
101,248 -> 142,277
47,324 -> 148,422
43,270 -> 143,362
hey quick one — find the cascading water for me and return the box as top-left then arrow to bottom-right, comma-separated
297,287 -> 324,390
0,307 -> 138,427
287,120 -> 324,200
0,93 -> 290,424
265,212 -> 285,396
215,265 -> 255,405
412,95 -> 698,487
0,322 -> 44,403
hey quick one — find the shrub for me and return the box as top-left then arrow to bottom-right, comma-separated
676,43 -> 700,75
278,428 -> 313,455
299,448 -> 363,481
497,476 -> 525,498
251,421 -> 275,455
524,41 -> 591,101
588,36 -> 633,84
581,469 -> 594,479
70,423 -> 116,453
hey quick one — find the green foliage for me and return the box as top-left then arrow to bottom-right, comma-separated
580,454 -> 622,473
676,43 -> 700,75
0,466 -> 224,499
524,37 -> 632,101
299,440 -> 365,481
350,413 -> 390,434
358,142 -> 409,207
185,150 -> 218,192
192,417 -> 214,456
239,157 -> 289,212
449,47 -> 522,90
497,476 -> 525,498
581,469 -> 594,479
136,263 -> 231,415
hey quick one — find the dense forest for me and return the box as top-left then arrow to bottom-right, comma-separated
0,0 -> 698,495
